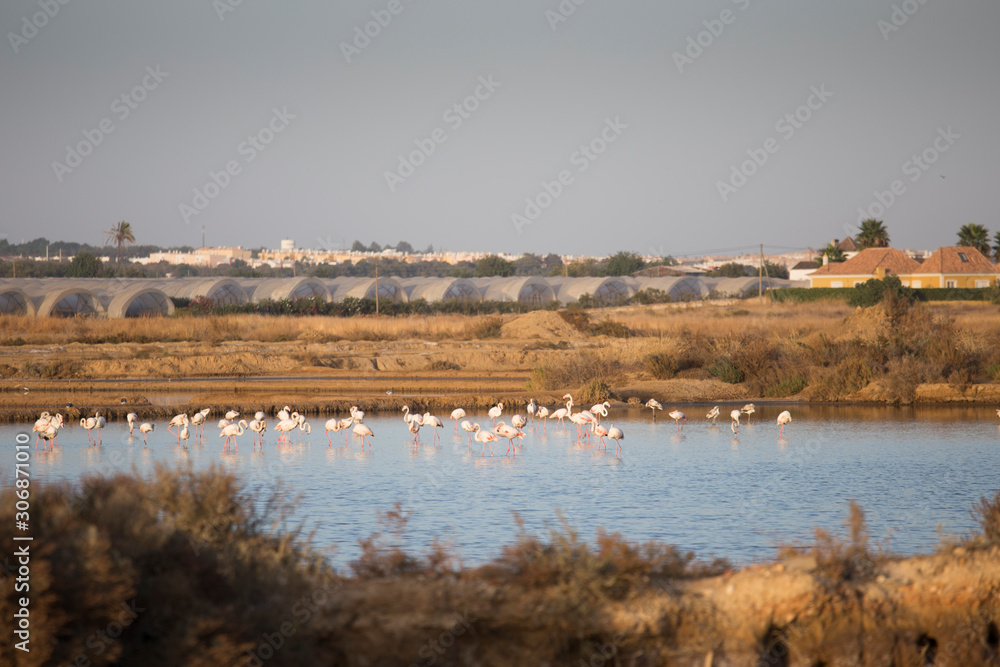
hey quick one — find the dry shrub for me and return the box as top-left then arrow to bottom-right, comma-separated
970,491 -> 1000,544
497,515 -> 729,601
644,353 -> 677,379
590,319 -> 634,338
527,350 -> 627,391
0,464 -> 339,667
577,379 -> 612,404
558,309 -> 591,333
467,315 -> 504,339
781,501 -> 888,591
875,356 -> 934,404
808,354 -> 879,401
427,359 -> 461,371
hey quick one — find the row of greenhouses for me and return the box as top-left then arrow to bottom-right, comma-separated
0,276 -> 792,318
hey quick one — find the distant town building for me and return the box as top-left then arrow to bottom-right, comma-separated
138,246 -> 251,268
806,246 -> 999,288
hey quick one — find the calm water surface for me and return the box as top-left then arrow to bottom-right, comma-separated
5,405 -> 998,567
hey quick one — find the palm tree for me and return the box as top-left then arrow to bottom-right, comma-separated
957,223 -> 990,257
854,219 -> 890,249
105,221 -> 135,266
993,230 -> 1000,262
814,243 -> 846,265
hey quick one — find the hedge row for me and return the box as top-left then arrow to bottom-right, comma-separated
771,286 -> 999,304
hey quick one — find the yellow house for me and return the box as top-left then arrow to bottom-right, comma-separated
806,248 -> 921,288
905,246 -> 999,288
807,246 -> 1000,288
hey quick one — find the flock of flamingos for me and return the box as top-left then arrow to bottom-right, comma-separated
30,396 -> 793,457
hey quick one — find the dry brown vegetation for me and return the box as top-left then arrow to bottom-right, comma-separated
2,467 -> 999,665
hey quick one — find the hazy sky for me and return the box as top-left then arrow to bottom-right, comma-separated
2,1 -> 997,257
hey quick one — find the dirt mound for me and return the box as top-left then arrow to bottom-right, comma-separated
837,303 -> 893,342
500,311 -> 580,340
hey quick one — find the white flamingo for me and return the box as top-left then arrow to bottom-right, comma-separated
668,410 -> 686,432
607,425 -> 624,456
593,422 -> 610,449
324,418 -> 343,446
217,418 -> 231,430
139,422 -> 154,446
422,413 -> 443,442
33,412 -> 52,448
461,420 -> 477,443
220,419 -> 248,451
777,410 -> 792,436
590,401 -> 610,423
527,399 -> 537,423
278,406 -> 291,421
255,410 -> 266,422
80,416 -> 98,445
402,405 -> 423,426
450,408 -> 467,431
225,410 -> 240,420
706,406 -> 720,425
350,406 -> 365,423
473,423 -> 498,457
273,419 -> 298,443
168,413 -> 190,443
730,409 -> 742,434
127,412 -> 139,434
353,422 -> 374,450
511,414 -> 527,430
249,419 -> 267,447
179,425 -> 190,448
408,419 -> 422,444
741,403 -> 756,424
488,402 -> 504,425
190,411 -> 206,435
645,399 -> 663,421
536,406 -> 550,430
494,421 -> 524,456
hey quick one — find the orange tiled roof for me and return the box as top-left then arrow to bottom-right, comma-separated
917,246 -> 998,274
808,248 -> 922,276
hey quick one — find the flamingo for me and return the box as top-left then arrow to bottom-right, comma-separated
337,416 -> 354,441
645,399 -> 663,421
37,422 -> 59,451
527,399 -> 537,423
549,396 -> 573,428
190,411 -> 206,435
249,419 -> 267,447
33,412 -> 52,448
168,413 -> 190,443
777,410 -> 792,436
422,413 -> 443,442
255,410 -> 266,421
408,419 -> 421,444
730,409 -> 741,434
536,406 -> 550,431
80,416 -> 98,445
460,420 -> 477,443
353,422 -> 374,450
590,401 -> 610,423
277,406 -> 291,421
217,418 -> 231,430
402,405 -> 423,426
450,408 -> 467,431
668,410 -> 686,432
179,425 -> 190,448
225,410 -> 240,420
488,402 -> 504,425
294,413 -> 311,441
607,425 -> 624,456
593,422 -> 609,449
473,423 -> 498,457
220,419 -> 248,451
511,414 -> 527,430
706,406 -> 720,425
127,412 -> 139,434
139,422 -> 154,446
324,417 -> 343,446
741,403 -> 756,424
494,421 -> 525,456
273,419 -> 298,443
350,406 -> 365,423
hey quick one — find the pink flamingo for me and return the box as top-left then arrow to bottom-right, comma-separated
473,423 -> 498,457
668,410 -> 686,433
353,422 -> 375,450
494,421 -> 524,456
450,408 -> 467,432
777,410 -> 792,436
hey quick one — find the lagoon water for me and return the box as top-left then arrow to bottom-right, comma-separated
7,405 -> 999,568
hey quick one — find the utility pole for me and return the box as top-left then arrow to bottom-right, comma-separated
202,225 -> 205,249
374,260 -> 380,316
759,244 -> 763,299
